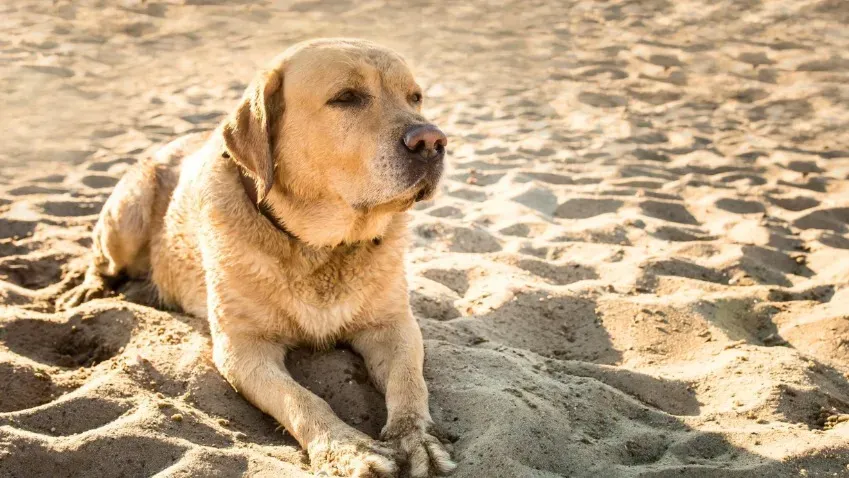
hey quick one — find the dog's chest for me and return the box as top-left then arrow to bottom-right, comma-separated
245,244 -> 387,341
281,297 -> 361,341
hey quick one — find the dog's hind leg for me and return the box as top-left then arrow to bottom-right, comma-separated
57,135 -> 197,309
57,161 -> 167,309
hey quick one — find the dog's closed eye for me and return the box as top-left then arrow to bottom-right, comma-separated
328,89 -> 370,107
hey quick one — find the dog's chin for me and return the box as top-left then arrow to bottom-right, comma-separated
362,178 -> 438,213
356,163 -> 442,211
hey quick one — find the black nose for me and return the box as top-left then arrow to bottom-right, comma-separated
403,124 -> 447,161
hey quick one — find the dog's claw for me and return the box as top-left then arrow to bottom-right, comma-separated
56,273 -> 110,310
308,432 -> 398,477
382,417 -> 456,477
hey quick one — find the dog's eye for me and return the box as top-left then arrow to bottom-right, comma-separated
410,92 -> 423,104
329,89 -> 366,107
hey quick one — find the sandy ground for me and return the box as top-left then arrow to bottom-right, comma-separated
2,0 -> 849,476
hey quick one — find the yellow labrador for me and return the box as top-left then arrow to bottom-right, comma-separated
60,38 -> 454,477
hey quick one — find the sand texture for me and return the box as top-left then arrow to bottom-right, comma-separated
2,0 -> 849,477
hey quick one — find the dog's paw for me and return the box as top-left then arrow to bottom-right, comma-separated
308,433 -> 398,477
382,416 -> 456,477
56,273 -> 110,310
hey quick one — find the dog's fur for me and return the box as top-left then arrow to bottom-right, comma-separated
59,39 -> 455,477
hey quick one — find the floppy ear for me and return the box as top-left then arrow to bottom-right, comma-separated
222,69 -> 283,204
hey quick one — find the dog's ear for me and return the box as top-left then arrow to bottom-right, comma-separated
222,69 -> 283,204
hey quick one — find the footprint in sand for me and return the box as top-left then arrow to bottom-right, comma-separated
0,253 -> 66,290
474,292 -> 621,364
3,396 -> 132,436
730,245 -> 814,286
1,309 -> 135,369
716,172 -> 767,186
640,258 -> 729,287
578,66 -> 629,80
818,232 -> 849,250
715,198 -> 766,215
7,185 -> 68,196
577,91 -> 628,108
511,186 -> 559,216
630,149 -> 670,162
649,225 -> 716,242
37,199 -> 104,218
443,185 -> 488,202
0,435 -> 187,478
33,174 -> 66,183
22,65 -> 74,78
425,205 -> 463,218
420,267 -> 470,296
765,194 -> 820,212
747,99 -> 813,123
500,256 -> 598,285
0,240 -> 40,257
81,174 -> 120,189
778,177 -> 829,193
555,198 -> 624,219
86,157 -> 135,173
0,362 -> 63,412
793,207 -> 849,233
522,171 -> 574,185
639,200 -> 699,225
0,218 -> 38,240
415,223 -> 502,253
668,432 -> 736,463
410,286 -> 462,321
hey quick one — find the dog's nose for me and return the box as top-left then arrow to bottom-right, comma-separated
403,124 -> 447,161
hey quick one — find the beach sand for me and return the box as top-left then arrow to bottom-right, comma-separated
1,0 -> 849,476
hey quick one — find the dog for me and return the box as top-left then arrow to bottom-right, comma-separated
59,38 -> 455,478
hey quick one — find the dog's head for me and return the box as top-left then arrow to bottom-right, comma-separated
222,39 -> 445,218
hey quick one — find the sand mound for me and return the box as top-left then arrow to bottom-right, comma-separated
2,0 -> 849,476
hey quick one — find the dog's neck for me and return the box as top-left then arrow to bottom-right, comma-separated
237,166 -> 300,240
234,163 -> 391,249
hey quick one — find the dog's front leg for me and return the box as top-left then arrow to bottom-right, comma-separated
351,315 -> 456,477
209,317 -> 397,477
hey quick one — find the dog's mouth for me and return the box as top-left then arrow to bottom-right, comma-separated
414,185 -> 431,202
413,159 -> 443,203
411,167 -> 441,202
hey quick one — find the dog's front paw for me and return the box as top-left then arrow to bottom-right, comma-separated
308,432 -> 398,477
382,416 -> 456,478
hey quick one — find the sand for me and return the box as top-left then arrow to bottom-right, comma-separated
2,0 -> 849,476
